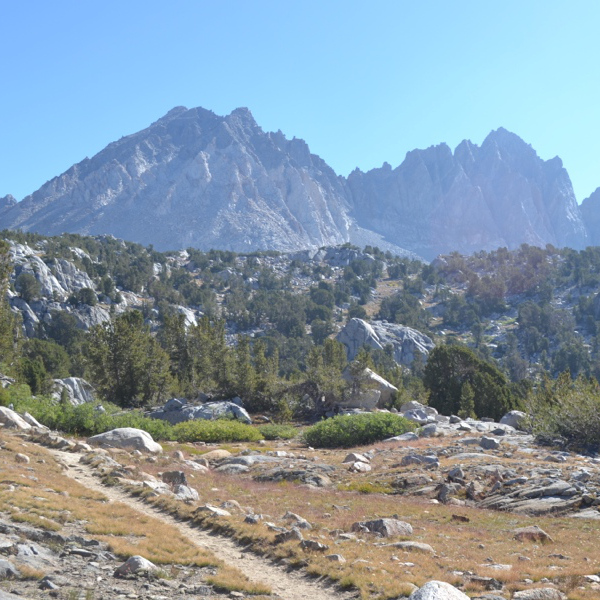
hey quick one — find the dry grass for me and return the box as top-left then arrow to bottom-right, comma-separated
6,429 -> 600,599
0,433 -> 271,595
123,438 -> 600,599
207,565 -> 272,595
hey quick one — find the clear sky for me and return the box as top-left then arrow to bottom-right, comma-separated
1,1 -> 599,203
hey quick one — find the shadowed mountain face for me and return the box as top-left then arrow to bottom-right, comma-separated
346,128 -> 588,259
0,108 -> 596,259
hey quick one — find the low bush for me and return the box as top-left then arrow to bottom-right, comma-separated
11,393 -> 263,443
173,419 -> 263,443
302,412 -> 416,448
258,424 -> 298,440
527,373 -> 600,452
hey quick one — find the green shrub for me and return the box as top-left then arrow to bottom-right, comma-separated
528,373 -> 600,452
302,412 -> 416,448
258,424 -> 298,440
10,389 -> 263,443
173,419 -> 263,443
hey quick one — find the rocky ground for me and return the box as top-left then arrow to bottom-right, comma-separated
2,412 -> 600,599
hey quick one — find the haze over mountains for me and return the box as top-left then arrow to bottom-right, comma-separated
1,106 -> 599,260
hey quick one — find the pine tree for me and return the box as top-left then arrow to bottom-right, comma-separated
84,310 -> 173,407
458,382 -> 476,419
0,241 -> 20,373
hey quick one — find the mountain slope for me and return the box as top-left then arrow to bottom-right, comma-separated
0,107 -> 356,252
346,128 -> 588,259
0,108 -> 595,259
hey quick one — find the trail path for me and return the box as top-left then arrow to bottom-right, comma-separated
51,448 -> 348,600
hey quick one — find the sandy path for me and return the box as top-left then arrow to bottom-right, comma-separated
52,449 -> 348,600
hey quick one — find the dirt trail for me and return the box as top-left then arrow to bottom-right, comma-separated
51,449 -> 347,600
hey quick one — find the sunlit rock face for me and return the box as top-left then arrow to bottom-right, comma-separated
0,109 -> 593,258
0,107 -> 355,253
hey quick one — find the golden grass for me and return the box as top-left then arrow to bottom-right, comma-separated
6,430 -> 600,599
120,438 -> 600,600
207,565 -> 272,595
15,564 -> 46,580
0,433 -> 271,595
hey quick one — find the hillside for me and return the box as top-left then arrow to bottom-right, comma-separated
4,233 -> 600,597
4,231 -> 600,404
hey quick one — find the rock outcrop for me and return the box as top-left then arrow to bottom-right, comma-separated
51,377 -> 96,405
148,398 -> 252,425
87,428 -> 163,454
336,318 -> 434,366
340,367 -> 398,409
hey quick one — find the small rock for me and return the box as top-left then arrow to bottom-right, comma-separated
385,432 -> 419,442
342,452 -> 370,464
514,526 -> 554,544
173,484 -> 199,502
274,527 -> 304,544
349,461 -> 371,473
244,514 -> 261,524
201,449 -> 232,461
114,555 -> 158,576
0,559 -> 20,578
512,589 -> 565,600
325,554 -> 346,563
447,466 -> 465,481
352,518 -> 412,537
194,505 -> 231,517
408,580 -> 469,599
480,436 -> 500,450
162,470 -> 188,486
283,511 -> 312,529
387,541 -> 435,554
300,540 -> 329,552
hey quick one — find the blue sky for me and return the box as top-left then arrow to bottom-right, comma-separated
1,1 -> 599,202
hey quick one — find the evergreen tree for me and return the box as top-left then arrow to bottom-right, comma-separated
0,241 -> 20,373
424,344 -> 516,420
159,313 -> 194,395
188,316 -> 232,395
84,310 -> 173,407
458,382 -> 476,419
15,272 -> 41,303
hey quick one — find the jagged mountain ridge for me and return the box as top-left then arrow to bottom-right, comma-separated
1,106 -> 599,259
0,107 -> 358,254
346,128 -> 590,258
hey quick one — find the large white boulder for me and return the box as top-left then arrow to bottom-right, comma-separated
148,399 -> 251,425
500,410 -> 528,430
341,367 -> 398,409
336,318 -> 434,367
408,581 -> 469,600
88,428 -> 163,454
0,407 -> 32,430
52,377 -> 95,405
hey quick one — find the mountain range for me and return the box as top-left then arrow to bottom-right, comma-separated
1,106 -> 599,260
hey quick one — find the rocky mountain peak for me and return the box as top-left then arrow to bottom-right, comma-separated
1,106 -> 598,258
0,194 -> 17,209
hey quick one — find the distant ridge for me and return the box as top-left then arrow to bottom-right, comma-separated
1,107 -> 598,259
